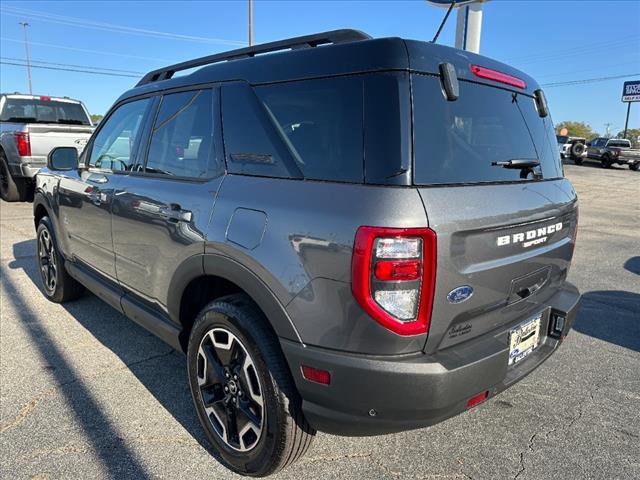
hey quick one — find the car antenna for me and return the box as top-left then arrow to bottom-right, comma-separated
431,1 -> 457,43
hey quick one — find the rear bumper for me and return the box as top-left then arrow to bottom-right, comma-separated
281,282 -> 580,436
7,157 -> 44,178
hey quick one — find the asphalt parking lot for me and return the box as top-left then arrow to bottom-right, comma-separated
1,162 -> 638,480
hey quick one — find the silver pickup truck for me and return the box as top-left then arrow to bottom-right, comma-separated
0,93 -> 95,201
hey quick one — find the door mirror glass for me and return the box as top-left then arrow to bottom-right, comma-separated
48,147 -> 79,171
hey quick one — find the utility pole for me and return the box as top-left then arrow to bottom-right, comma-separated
248,0 -> 253,46
604,122 -> 612,138
19,22 -> 33,94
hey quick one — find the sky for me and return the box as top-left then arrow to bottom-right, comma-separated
1,0 -> 639,135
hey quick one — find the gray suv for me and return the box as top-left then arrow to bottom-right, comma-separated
33,30 -> 580,476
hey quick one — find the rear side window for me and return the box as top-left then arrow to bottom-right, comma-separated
413,75 -> 562,185
0,98 -> 91,125
145,89 -> 218,178
254,77 -> 364,183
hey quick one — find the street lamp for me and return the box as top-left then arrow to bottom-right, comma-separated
19,21 -> 33,94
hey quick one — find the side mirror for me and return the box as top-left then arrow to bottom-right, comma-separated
48,147 -> 79,171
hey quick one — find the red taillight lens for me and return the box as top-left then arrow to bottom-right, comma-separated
301,365 -> 331,385
471,65 -> 526,89
374,260 -> 421,281
352,226 -> 437,336
15,132 -> 31,157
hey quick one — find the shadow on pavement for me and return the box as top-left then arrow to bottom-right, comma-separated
574,290 -> 640,353
8,240 -> 215,466
623,256 -> 640,276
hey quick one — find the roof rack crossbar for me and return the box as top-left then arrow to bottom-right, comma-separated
136,29 -> 372,86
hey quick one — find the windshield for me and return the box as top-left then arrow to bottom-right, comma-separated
413,75 -> 563,185
0,98 -> 91,125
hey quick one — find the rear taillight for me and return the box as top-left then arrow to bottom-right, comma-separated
471,65 -> 527,89
614,148 -> 621,157
15,132 -> 31,157
352,227 -> 436,336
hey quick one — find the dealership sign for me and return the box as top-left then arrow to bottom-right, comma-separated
622,80 -> 640,102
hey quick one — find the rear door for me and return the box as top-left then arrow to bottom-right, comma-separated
111,87 -> 225,317
411,75 -> 578,353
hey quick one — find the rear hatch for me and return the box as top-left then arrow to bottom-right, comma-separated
410,72 -> 578,354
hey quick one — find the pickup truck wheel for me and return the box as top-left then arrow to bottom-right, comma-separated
36,217 -> 85,302
0,151 -> 29,202
601,156 -> 612,168
187,294 -> 315,477
630,163 -> 639,171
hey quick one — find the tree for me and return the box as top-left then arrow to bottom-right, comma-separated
90,114 -> 103,124
555,121 -> 598,140
616,128 -> 640,147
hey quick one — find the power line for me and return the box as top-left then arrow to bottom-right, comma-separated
0,37 -> 170,62
541,73 -> 640,88
1,61 -> 140,78
1,56 -> 145,75
0,6 -> 247,46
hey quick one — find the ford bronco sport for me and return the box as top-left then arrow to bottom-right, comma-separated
33,30 -> 580,476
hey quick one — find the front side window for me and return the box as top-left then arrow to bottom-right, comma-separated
145,89 -> 217,178
89,98 -> 151,170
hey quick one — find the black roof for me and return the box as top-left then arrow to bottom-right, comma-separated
116,29 -> 540,103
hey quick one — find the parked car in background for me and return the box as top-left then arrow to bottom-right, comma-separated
0,93 -> 94,201
586,137 -> 640,170
556,135 -> 587,163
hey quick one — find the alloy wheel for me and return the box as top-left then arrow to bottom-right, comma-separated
38,228 -> 57,293
196,327 -> 264,452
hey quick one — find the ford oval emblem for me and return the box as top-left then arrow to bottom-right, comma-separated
447,285 -> 473,304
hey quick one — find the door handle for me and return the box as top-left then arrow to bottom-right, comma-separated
159,204 -> 192,222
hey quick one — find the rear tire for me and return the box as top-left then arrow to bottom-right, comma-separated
630,163 -> 639,171
187,294 -> 315,477
36,216 -> 85,303
601,155 -> 612,168
0,151 -> 29,202
573,157 -> 583,166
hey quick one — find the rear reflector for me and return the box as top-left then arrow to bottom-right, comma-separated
466,391 -> 489,409
301,365 -> 331,385
14,132 -> 31,157
374,260 -> 421,281
471,65 -> 526,89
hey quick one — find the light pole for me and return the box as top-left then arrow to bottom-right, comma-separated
19,22 -> 33,94
248,0 -> 253,46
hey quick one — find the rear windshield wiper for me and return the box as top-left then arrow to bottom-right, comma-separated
491,159 -> 540,169
491,159 -> 542,180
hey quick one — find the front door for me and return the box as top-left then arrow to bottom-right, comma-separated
58,97 -> 153,279
111,88 -> 225,315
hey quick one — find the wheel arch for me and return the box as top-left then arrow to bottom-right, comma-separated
169,254 -> 303,352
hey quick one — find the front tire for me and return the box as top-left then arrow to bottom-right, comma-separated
630,162 -> 639,171
36,216 -> 85,302
0,151 -> 29,202
187,294 -> 315,476
601,155 -> 612,168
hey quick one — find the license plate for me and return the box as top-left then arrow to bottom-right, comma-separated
508,315 -> 541,365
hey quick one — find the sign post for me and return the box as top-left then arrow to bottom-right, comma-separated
621,80 -> 639,139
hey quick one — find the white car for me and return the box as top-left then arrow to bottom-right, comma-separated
556,135 -> 587,163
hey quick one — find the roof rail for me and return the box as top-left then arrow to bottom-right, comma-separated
136,29 -> 372,86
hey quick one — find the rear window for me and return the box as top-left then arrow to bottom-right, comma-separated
413,75 -> 562,185
607,140 -> 630,148
556,135 -> 569,144
0,98 -> 91,125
